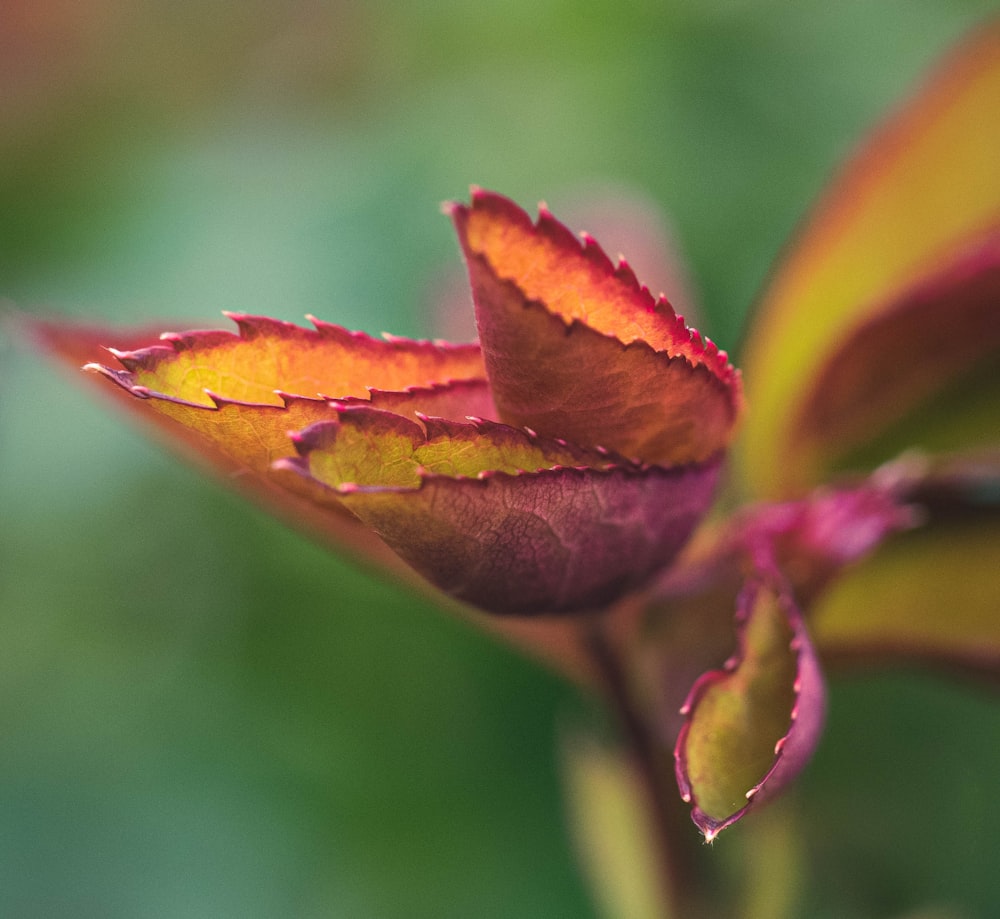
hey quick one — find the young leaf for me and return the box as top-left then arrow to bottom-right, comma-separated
674,578 -> 825,841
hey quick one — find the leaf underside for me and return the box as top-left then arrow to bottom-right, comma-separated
451,190 -> 742,466
282,407 -> 724,614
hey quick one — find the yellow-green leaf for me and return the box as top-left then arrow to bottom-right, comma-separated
740,25 -> 1000,497
675,579 -> 825,840
811,511 -> 1000,673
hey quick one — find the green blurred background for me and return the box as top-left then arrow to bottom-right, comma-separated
2,2 -> 999,916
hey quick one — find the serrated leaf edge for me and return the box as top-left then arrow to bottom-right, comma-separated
275,406 -> 724,495
673,575 -> 826,842
447,187 -> 742,393
91,312 -> 485,399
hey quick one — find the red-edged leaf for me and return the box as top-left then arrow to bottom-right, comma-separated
740,24 -> 1000,497
278,407 -> 723,615
449,189 -> 742,465
810,456 -> 1000,675
674,577 -> 825,841
286,408 -> 627,486
27,313 -> 491,474
636,482 -> 912,840
21,312 -> 615,681
641,480 -> 911,741
74,313 -> 490,476
24,313 -> 494,573
741,477 -> 920,607
105,312 -> 485,406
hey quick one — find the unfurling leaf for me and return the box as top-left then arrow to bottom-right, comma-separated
674,578 -> 825,841
24,313 -> 491,573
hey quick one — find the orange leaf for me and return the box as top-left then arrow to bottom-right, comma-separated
450,190 -> 742,466
110,312 -> 485,406
24,313 -> 493,575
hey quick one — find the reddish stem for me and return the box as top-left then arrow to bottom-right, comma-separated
584,615 -> 714,918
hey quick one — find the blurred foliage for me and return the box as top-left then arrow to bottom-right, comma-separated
2,1 -> 999,916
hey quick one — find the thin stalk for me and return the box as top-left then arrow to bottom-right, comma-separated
583,615 -> 712,918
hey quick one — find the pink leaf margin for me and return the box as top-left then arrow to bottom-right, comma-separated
674,574 -> 826,841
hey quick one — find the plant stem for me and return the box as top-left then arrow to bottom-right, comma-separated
584,615 -> 710,918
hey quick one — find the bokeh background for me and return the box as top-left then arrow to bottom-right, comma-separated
2,2 -> 999,917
